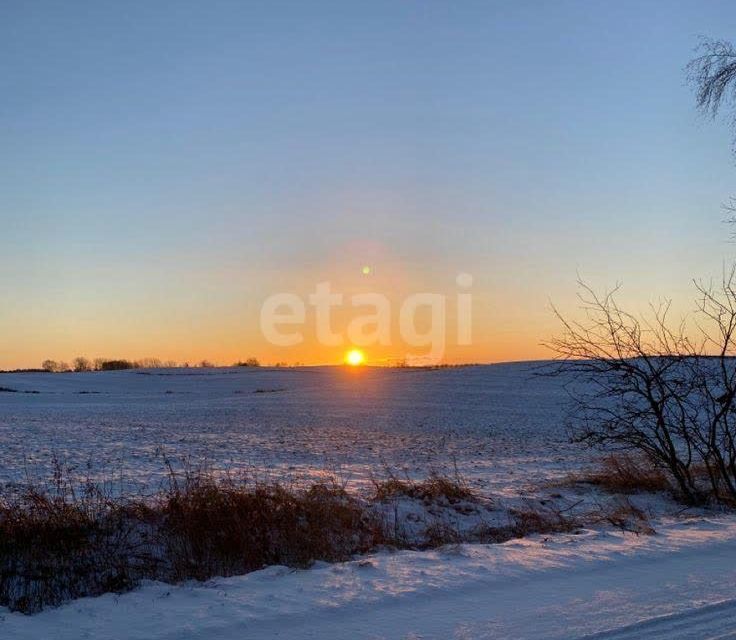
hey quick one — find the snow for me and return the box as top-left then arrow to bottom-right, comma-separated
0,363 -> 578,494
3,516 -> 736,639
3,363 -> 734,638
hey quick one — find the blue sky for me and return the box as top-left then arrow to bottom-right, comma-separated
2,1 -> 736,366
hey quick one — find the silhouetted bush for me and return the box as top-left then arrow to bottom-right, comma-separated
99,360 -> 134,371
234,358 -> 260,367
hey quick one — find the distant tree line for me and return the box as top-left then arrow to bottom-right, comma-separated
234,358 -> 260,367
40,357 -> 261,372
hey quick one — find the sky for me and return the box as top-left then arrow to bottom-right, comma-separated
2,0 -> 736,368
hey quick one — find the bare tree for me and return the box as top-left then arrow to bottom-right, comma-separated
687,38 -> 736,124
73,357 -> 92,372
41,360 -> 59,373
546,267 -> 736,505
688,38 -> 736,123
688,37 -> 736,224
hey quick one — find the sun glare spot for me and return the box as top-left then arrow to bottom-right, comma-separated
345,349 -> 365,366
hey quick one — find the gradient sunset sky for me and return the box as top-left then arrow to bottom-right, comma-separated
3,1 -> 736,368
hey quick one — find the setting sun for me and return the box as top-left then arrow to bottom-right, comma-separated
345,349 -> 365,366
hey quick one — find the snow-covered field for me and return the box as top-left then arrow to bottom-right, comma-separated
3,363 -> 736,638
0,363 -> 578,494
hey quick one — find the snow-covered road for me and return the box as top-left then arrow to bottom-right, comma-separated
5,516 -> 736,639
579,600 -> 736,640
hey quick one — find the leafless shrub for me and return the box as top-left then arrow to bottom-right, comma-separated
545,269 -> 736,506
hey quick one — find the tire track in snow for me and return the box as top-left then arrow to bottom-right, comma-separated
577,598 -> 736,640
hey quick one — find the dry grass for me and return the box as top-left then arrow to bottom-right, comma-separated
0,457 -> 669,615
421,522 -> 464,547
0,486 -> 155,613
372,471 -> 475,504
0,468 -> 385,614
572,454 -> 672,495
0,463 -> 489,612
508,506 -> 579,538
592,498 -> 656,535
450,505 -> 580,545
162,476 -> 383,581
